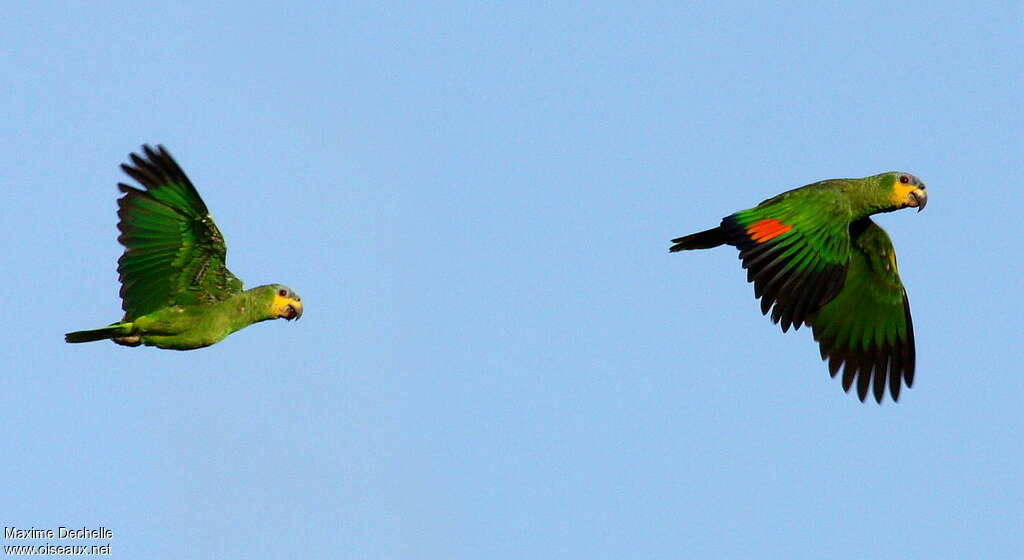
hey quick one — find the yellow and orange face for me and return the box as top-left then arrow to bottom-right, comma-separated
271,286 -> 303,320
890,172 -> 928,211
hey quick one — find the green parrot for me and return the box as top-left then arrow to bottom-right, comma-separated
65,145 -> 303,350
669,172 -> 927,403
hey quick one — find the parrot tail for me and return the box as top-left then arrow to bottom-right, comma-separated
670,226 -> 726,252
65,323 -> 131,343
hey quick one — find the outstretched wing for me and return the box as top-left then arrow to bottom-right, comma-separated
810,218 -> 915,403
116,145 -> 243,320
721,182 -> 853,333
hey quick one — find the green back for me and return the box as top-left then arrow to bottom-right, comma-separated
116,145 -> 243,320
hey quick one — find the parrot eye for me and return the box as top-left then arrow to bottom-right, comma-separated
899,174 -> 910,184
278,289 -> 288,297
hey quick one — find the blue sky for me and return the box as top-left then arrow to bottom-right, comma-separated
3,2 -> 1021,558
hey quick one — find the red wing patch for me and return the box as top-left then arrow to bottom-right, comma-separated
746,218 -> 793,243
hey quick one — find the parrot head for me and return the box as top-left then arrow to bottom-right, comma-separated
887,171 -> 927,212
270,285 -> 304,321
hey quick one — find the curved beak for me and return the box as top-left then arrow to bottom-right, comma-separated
282,300 -> 303,321
908,188 -> 927,212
